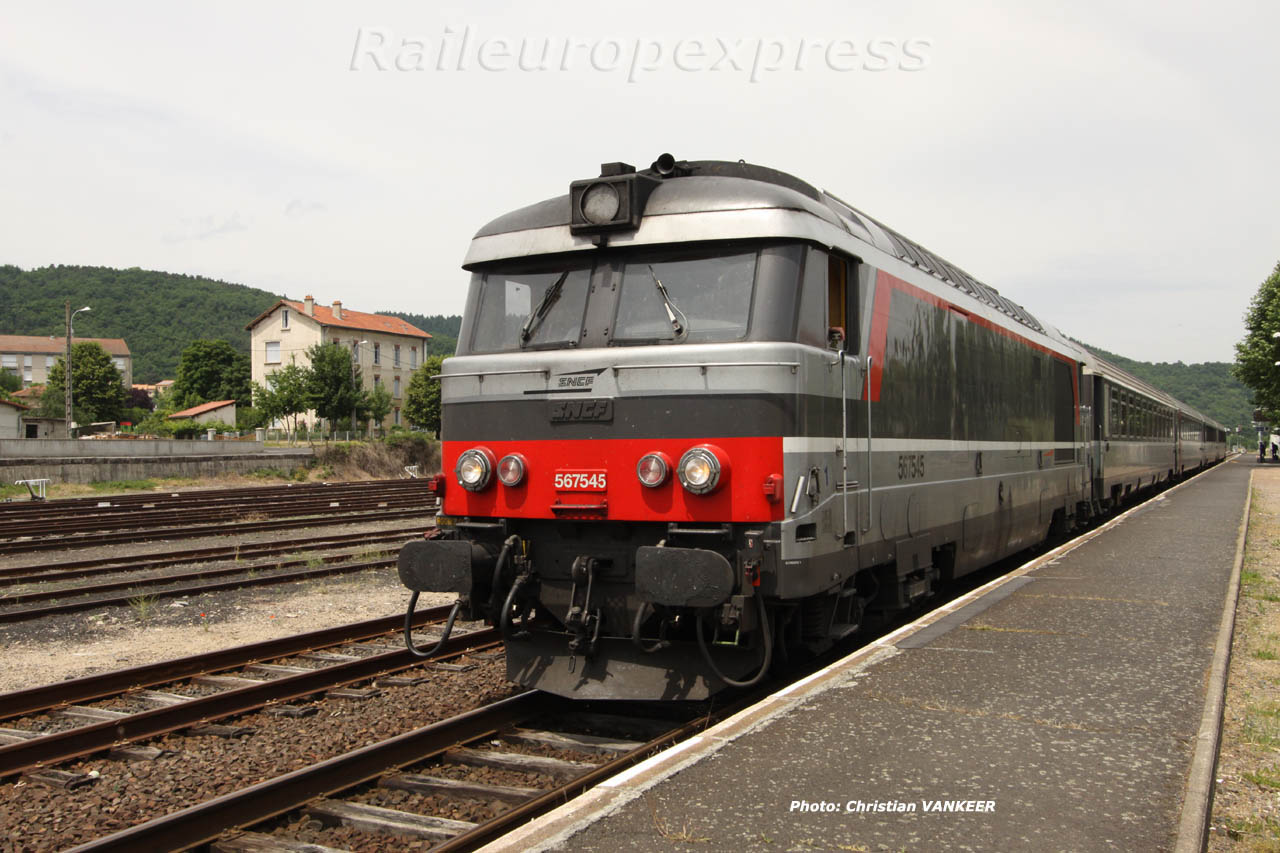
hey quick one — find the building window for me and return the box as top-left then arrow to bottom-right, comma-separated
45,355 -> 56,369
281,308 -> 290,329
374,374 -> 382,387
394,344 -> 401,367
411,347 -> 417,368
1,354 -> 16,373
112,357 -> 126,374
351,341 -> 359,361
393,376 -> 401,397
23,356 -> 32,382
394,407 -> 401,426
373,343 -> 381,365
265,341 -> 281,363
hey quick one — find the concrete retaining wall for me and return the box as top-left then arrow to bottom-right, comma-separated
0,439 -> 266,458
0,439 -> 314,485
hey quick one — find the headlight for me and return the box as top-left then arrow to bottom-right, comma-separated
580,182 -> 621,225
636,452 -> 671,488
678,446 -> 724,495
498,453 -> 527,487
455,447 -> 495,491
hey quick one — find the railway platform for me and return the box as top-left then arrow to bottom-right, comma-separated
482,457 -> 1251,852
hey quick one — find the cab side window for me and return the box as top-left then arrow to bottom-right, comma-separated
823,252 -> 859,352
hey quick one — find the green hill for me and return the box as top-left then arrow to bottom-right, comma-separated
0,265 -> 282,383
1080,341 -> 1252,432
0,265 -> 1250,432
379,311 -> 461,356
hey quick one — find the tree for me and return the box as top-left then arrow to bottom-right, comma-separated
305,342 -> 361,438
364,383 -> 393,436
253,361 -> 310,441
125,386 -> 156,412
171,339 -> 252,409
0,370 -> 21,395
404,355 -> 444,436
1233,261 -> 1280,422
38,343 -> 126,424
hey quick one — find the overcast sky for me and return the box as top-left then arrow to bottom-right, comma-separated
2,1 -> 1276,363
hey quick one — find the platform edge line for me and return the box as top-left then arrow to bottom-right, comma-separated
1173,465 -> 1252,853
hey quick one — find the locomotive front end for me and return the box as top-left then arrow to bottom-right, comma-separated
398,156 -> 824,699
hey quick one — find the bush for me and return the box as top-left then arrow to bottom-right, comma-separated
384,431 -> 440,473
236,406 -> 267,431
170,420 -> 204,439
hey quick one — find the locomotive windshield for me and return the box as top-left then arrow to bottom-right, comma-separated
464,244 -> 772,354
613,252 -> 755,344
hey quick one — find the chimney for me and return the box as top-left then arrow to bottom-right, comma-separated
304,295 -> 315,317
332,300 -> 343,320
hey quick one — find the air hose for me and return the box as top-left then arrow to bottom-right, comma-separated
500,573 -> 532,639
631,601 -> 669,653
696,594 -> 773,688
488,535 -> 520,623
404,592 -> 461,658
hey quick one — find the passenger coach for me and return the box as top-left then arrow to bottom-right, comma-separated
399,155 -> 1227,700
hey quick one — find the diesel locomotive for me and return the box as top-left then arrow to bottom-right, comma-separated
398,155 -> 1227,700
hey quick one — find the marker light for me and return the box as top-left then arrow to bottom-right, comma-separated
677,446 -> 724,495
636,452 -> 672,488
455,447 -> 495,491
498,453 -> 527,487
580,182 -> 621,225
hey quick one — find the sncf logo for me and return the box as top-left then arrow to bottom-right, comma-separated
555,368 -> 606,389
550,399 -> 614,423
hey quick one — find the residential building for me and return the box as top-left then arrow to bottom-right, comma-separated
132,380 -> 175,401
245,296 -> 432,431
0,335 -> 132,387
168,399 -> 237,426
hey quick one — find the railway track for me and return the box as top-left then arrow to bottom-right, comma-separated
0,607 -> 497,780
0,479 -> 438,555
68,690 -> 733,853
0,505 -> 434,556
0,526 -> 431,586
0,479 -> 434,523
0,553 -> 411,624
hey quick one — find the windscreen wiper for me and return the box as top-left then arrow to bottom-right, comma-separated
520,271 -> 570,345
646,265 -> 685,338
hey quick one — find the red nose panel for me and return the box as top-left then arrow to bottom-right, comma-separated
442,436 -> 783,522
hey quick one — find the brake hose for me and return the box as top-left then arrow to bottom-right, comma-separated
696,594 -> 773,688
631,601 -> 669,653
488,535 -> 520,623
404,592 -> 461,658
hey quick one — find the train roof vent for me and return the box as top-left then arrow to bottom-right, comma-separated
820,192 -> 1045,334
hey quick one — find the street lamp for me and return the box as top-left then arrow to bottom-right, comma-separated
65,304 -> 91,432
352,340 -> 369,439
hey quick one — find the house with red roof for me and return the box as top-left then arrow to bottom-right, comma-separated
168,399 -> 237,426
0,335 -> 132,387
245,296 -> 432,431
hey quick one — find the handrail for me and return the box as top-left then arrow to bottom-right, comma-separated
434,368 -> 550,381
612,361 -> 799,375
